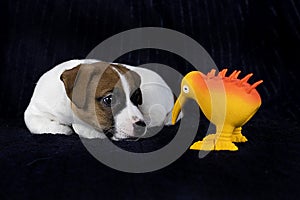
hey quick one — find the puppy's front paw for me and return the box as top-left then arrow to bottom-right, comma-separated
31,121 -> 73,135
24,113 -> 74,135
50,125 -> 73,135
72,124 -> 106,139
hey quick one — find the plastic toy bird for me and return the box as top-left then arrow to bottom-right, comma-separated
172,69 -> 263,151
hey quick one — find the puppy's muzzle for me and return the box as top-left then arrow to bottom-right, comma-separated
133,120 -> 147,136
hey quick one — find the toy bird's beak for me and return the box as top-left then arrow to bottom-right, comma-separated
171,94 -> 187,125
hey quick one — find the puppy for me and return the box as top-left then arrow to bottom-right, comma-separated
24,59 -> 178,140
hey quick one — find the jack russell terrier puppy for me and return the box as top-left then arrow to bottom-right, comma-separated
24,59 -> 180,140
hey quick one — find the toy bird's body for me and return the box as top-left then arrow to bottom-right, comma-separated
172,69 -> 263,151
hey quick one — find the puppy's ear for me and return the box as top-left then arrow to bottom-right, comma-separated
60,64 -> 94,108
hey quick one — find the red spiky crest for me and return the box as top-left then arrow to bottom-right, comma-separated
203,69 -> 263,93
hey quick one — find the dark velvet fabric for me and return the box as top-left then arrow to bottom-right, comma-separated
0,0 -> 299,199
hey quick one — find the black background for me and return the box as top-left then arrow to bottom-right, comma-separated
0,0 -> 299,199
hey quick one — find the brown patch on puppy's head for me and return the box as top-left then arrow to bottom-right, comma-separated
60,62 -> 142,138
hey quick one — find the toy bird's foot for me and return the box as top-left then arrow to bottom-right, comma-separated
190,134 -> 216,150
231,127 -> 248,143
190,140 -> 214,151
231,134 -> 248,143
214,140 -> 238,151
190,134 -> 238,151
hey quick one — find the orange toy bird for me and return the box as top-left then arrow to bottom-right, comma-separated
172,69 -> 263,151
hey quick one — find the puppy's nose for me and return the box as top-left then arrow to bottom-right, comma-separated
133,120 -> 146,136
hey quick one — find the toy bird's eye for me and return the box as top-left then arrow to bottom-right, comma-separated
183,85 -> 189,93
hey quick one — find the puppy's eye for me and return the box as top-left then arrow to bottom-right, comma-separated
99,94 -> 117,107
131,88 -> 142,106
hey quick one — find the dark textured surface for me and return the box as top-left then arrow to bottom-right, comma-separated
0,0 -> 300,199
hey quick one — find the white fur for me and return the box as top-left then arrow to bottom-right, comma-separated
111,67 -> 146,140
24,59 -> 178,139
123,65 -> 175,126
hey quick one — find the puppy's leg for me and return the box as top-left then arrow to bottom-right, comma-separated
24,111 -> 73,135
72,124 -> 106,139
